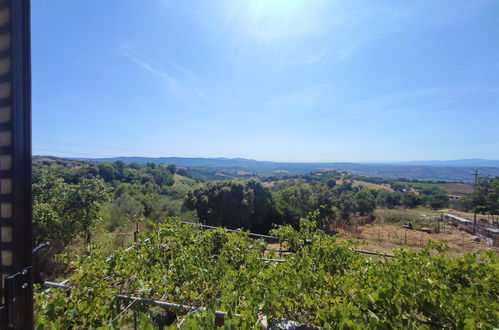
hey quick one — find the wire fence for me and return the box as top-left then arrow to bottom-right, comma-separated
40,221 -> 401,328
42,281 -> 323,329
180,220 -> 395,258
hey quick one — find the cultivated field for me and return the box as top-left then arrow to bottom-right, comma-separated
443,183 -> 474,194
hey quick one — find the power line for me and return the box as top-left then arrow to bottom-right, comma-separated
32,148 -> 116,158
34,139 -> 169,156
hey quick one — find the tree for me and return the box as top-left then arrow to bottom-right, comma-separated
98,163 -> 118,182
128,162 -> 141,170
333,181 -> 355,194
426,193 -> 449,210
401,191 -> 422,208
391,183 -> 405,192
326,178 -> 336,189
315,204 -> 339,230
109,195 -> 144,230
470,176 -> 499,215
354,189 -> 375,215
153,166 -> 174,186
167,164 -> 177,174
33,170 -> 74,253
123,168 -> 138,182
278,184 -> 317,219
177,168 -> 189,177
339,192 -> 357,220
273,195 -> 301,228
33,171 -> 112,261
114,160 -> 125,177
65,178 -> 111,244
376,190 -> 400,209
141,194 -> 181,221
185,179 -> 277,233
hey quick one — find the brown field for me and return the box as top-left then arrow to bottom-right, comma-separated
444,183 -> 474,194
268,208 -> 497,258
262,179 -> 301,188
173,173 -> 184,181
333,208 -> 498,257
336,223 -> 495,257
173,173 -> 195,187
235,170 -> 253,175
267,220 -> 496,258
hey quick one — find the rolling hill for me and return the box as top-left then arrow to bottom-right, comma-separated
71,157 -> 499,182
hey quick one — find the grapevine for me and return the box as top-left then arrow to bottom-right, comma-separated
35,217 -> 499,329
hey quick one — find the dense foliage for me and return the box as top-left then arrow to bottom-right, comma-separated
33,169 -> 111,253
32,157 -> 458,268
183,172 -> 448,233
34,158 -> 454,240
32,158 -> 197,274
34,157 -> 183,186
35,217 -> 498,329
470,176 -> 499,216
32,157 -> 499,328
185,179 -> 278,233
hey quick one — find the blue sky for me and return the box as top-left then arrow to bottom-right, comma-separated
32,0 -> 499,162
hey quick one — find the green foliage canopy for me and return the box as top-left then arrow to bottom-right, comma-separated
35,218 -> 499,329
185,179 -> 277,233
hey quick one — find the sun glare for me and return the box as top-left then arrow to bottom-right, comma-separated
233,0 -> 326,41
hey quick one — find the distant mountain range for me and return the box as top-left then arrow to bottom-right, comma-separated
73,157 -> 499,182
382,159 -> 499,167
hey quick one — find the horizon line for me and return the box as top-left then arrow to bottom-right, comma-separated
33,154 -> 499,165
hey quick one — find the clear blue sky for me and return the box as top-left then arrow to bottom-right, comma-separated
32,0 -> 499,162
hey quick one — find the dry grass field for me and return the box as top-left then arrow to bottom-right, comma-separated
333,208 -> 497,257
439,208 -> 498,226
336,179 -> 393,191
266,207 -> 498,257
172,173 -> 196,187
336,223 -> 494,257
262,179 -> 301,188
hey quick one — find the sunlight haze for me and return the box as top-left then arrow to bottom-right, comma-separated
33,0 -> 499,162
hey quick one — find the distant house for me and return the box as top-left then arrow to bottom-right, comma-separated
448,194 -> 463,200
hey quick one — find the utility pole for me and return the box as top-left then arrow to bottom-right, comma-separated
472,168 -> 480,234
